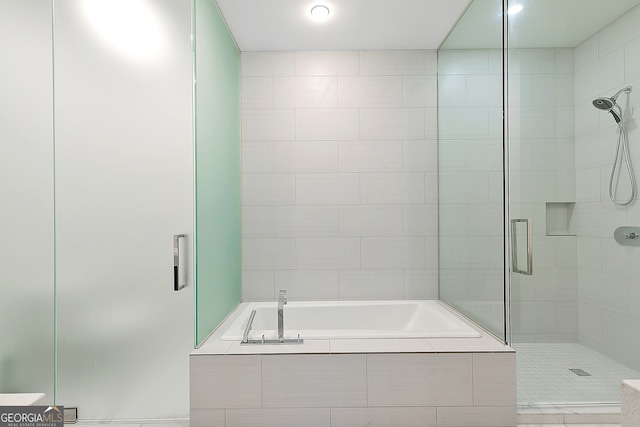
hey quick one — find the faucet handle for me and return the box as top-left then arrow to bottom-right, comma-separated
279,289 -> 287,304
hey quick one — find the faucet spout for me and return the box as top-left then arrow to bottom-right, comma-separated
278,290 -> 287,342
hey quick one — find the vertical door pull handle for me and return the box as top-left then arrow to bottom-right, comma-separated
173,234 -> 186,291
510,219 -> 533,275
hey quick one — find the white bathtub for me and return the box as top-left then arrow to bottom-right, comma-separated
220,300 -> 481,341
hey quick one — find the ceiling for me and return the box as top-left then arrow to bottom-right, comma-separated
215,0 -> 640,52
215,0 -> 472,51
442,0 -> 640,49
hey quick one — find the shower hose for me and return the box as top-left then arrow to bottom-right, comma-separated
609,121 -> 637,206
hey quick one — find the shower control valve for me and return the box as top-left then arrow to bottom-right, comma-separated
615,226 -> 640,246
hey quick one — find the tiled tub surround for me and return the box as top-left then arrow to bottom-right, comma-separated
241,50 -> 439,302
190,302 -> 516,427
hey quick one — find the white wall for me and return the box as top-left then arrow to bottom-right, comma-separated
574,4 -> 640,371
240,50 -> 439,301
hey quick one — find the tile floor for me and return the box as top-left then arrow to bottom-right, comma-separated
73,422 -> 187,427
514,343 -> 640,406
73,342 -> 640,427
71,422 -> 620,426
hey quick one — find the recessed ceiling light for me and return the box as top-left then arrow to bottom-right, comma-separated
507,4 -> 524,15
310,5 -> 330,21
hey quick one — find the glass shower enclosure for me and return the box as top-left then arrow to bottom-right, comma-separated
0,0 -> 241,420
439,0 -> 640,407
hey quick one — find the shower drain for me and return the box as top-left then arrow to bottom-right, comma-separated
569,368 -> 592,376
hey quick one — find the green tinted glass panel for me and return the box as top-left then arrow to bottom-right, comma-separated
0,0 -> 55,401
195,0 -> 242,345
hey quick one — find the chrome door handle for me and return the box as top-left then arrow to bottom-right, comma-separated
510,219 -> 533,275
173,234 -> 186,291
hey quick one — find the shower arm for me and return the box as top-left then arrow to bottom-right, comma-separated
611,86 -> 633,102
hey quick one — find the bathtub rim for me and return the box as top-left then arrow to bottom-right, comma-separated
192,299 -> 513,355
219,299 -> 483,341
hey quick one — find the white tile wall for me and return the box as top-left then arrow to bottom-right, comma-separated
295,173 -> 360,205
242,238 -> 296,270
338,269 -> 404,300
403,140 -> 438,172
273,205 -> 338,237
367,353 -> 473,407
296,237 -> 360,270
274,76 -> 337,109
361,237 -> 426,269
241,50 -> 438,301
262,354 -> 367,407
273,141 -> 337,173
242,174 -> 295,205
241,270 -> 275,301
338,141 -> 403,172
360,108 -> 425,140
331,407 -> 436,427
339,205 -> 403,237
225,409 -> 330,427
242,109 -> 295,141
360,173 -> 425,204
275,270 -> 339,301
241,52 -> 294,76
338,76 -> 402,108
190,355 -> 262,409
242,206 -> 274,237
359,50 -> 425,76
437,407 -> 517,427
473,353 -> 517,407
242,142 -> 273,173
598,5 -> 640,58
294,51 -> 359,76
191,349 -> 516,427
295,109 -> 359,140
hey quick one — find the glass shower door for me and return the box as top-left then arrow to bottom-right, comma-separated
507,0 -> 640,406
438,0 -> 507,342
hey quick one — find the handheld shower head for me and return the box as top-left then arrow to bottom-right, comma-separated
592,97 -> 614,110
592,86 -> 632,124
592,85 -> 637,206
593,97 -> 621,123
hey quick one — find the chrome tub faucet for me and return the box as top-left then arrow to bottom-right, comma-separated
278,289 -> 287,342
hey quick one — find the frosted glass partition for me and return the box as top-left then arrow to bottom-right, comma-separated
0,0 -> 55,400
437,0 -> 506,340
194,0 -> 242,345
54,0 -> 194,418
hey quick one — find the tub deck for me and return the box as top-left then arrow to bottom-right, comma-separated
190,300 -> 516,427
193,299 -> 509,355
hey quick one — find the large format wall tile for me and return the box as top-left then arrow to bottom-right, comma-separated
367,353 -> 473,407
261,354 -> 367,408
240,50 -> 439,301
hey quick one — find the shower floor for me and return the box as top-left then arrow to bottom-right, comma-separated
513,342 -> 640,406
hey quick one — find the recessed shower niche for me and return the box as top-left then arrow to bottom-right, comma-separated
545,202 -> 575,236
